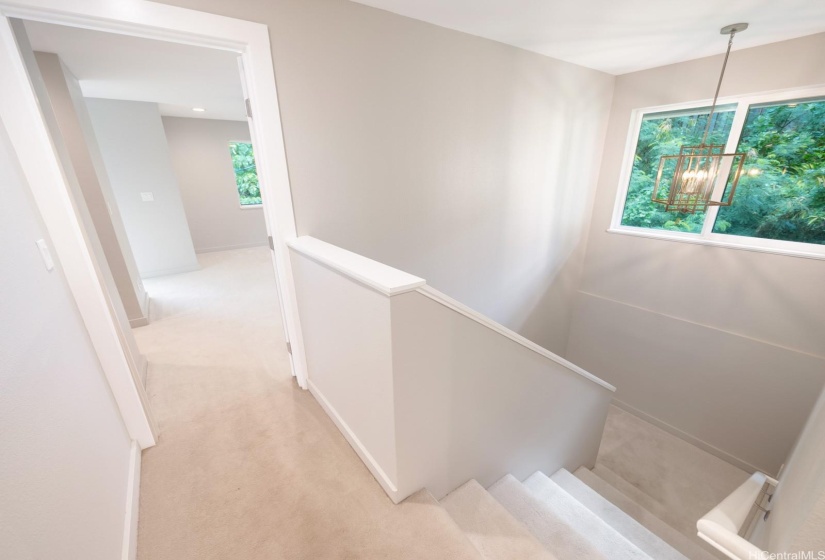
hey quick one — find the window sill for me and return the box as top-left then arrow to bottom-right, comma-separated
239,204 -> 263,210
606,226 -> 825,261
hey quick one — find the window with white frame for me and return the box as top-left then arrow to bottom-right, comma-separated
611,88 -> 825,257
229,141 -> 261,206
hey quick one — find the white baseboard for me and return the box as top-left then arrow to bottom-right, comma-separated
128,315 -> 149,328
139,290 -> 149,319
122,440 -> 141,560
195,241 -> 268,254
128,291 -> 151,327
611,398 -> 765,475
307,379 -> 400,502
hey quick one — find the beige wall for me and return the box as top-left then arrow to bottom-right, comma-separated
16,23 -> 148,387
288,240 -> 612,504
290,248 -> 399,497
153,0 -> 824,475
162,117 -> 268,253
760,386 -> 825,553
35,52 -> 148,326
0,102 -> 132,560
156,0 -> 615,354
392,288 -> 612,501
568,34 -> 825,474
87,99 -> 199,278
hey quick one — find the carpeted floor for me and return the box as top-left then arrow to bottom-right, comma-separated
595,405 -> 749,551
132,247 -> 747,559
133,247 -> 480,560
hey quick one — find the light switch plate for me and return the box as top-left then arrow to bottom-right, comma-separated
36,239 -> 54,271
140,192 -> 154,202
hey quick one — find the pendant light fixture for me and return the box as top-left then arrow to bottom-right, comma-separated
652,23 -> 749,214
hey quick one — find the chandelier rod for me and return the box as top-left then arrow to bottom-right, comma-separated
701,30 -> 737,145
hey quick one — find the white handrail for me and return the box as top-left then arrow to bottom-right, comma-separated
288,235 -> 615,394
287,236 -> 425,296
417,286 -> 616,392
288,235 -> 616,502
697,471 -> 778,559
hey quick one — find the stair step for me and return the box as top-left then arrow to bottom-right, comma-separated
592,465 -> 688,534
591,465 -> 726,559
522,471 -> 652,560
550,468 -> 687,560
401,488 -> 487,559
441,480 -> 557,560
490,474 -> 640,560
574,467 -> 721,560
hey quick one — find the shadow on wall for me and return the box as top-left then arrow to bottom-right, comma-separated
583,239 -> 825,355
501,75 -> 613,352
200,0 -> 617,358
566,237 -> 825,474
762,384 -> 825,552
332,56 -> 614,357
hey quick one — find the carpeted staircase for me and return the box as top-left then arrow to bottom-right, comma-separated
430,466 -> 723,560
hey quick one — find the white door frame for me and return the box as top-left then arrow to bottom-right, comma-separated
0,0 -> 309,450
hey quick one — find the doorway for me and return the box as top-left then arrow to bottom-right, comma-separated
0,0 -> 309,454
15,16 -> 292,376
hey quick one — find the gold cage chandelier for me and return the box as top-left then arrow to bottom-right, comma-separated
652,23 -> 749,214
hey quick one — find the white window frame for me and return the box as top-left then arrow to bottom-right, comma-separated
608,84 -> 825,261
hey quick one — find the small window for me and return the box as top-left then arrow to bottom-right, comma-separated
229,141 -> 261,206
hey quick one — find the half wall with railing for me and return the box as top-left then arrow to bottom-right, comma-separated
288,236 -> 616,502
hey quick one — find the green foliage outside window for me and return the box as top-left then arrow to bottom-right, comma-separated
713,101 -> 825,244
620,109 -> 735,232
619,99 -> 825,246
229,142 -> 261,206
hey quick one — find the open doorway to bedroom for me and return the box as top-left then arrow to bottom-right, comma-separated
12,16 -> 294,456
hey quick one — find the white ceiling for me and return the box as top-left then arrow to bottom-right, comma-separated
350,0 -> 825,75
24,20 -> 247,121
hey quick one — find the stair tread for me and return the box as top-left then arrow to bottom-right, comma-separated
400,488 -> 486,560
522,471 -> 652,560
441,480 -> 557,560
550,468 -> 687,560
489,474 -> 637,560
592,465 -> 678,526
575,467 -> 722,560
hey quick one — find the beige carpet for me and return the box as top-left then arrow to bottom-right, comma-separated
133,248 -> 479,560
595,405 -> 749,553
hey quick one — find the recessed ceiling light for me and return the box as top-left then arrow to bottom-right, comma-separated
192,107 -> 206,112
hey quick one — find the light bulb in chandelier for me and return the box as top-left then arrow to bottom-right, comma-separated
681,169 -> 710,194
